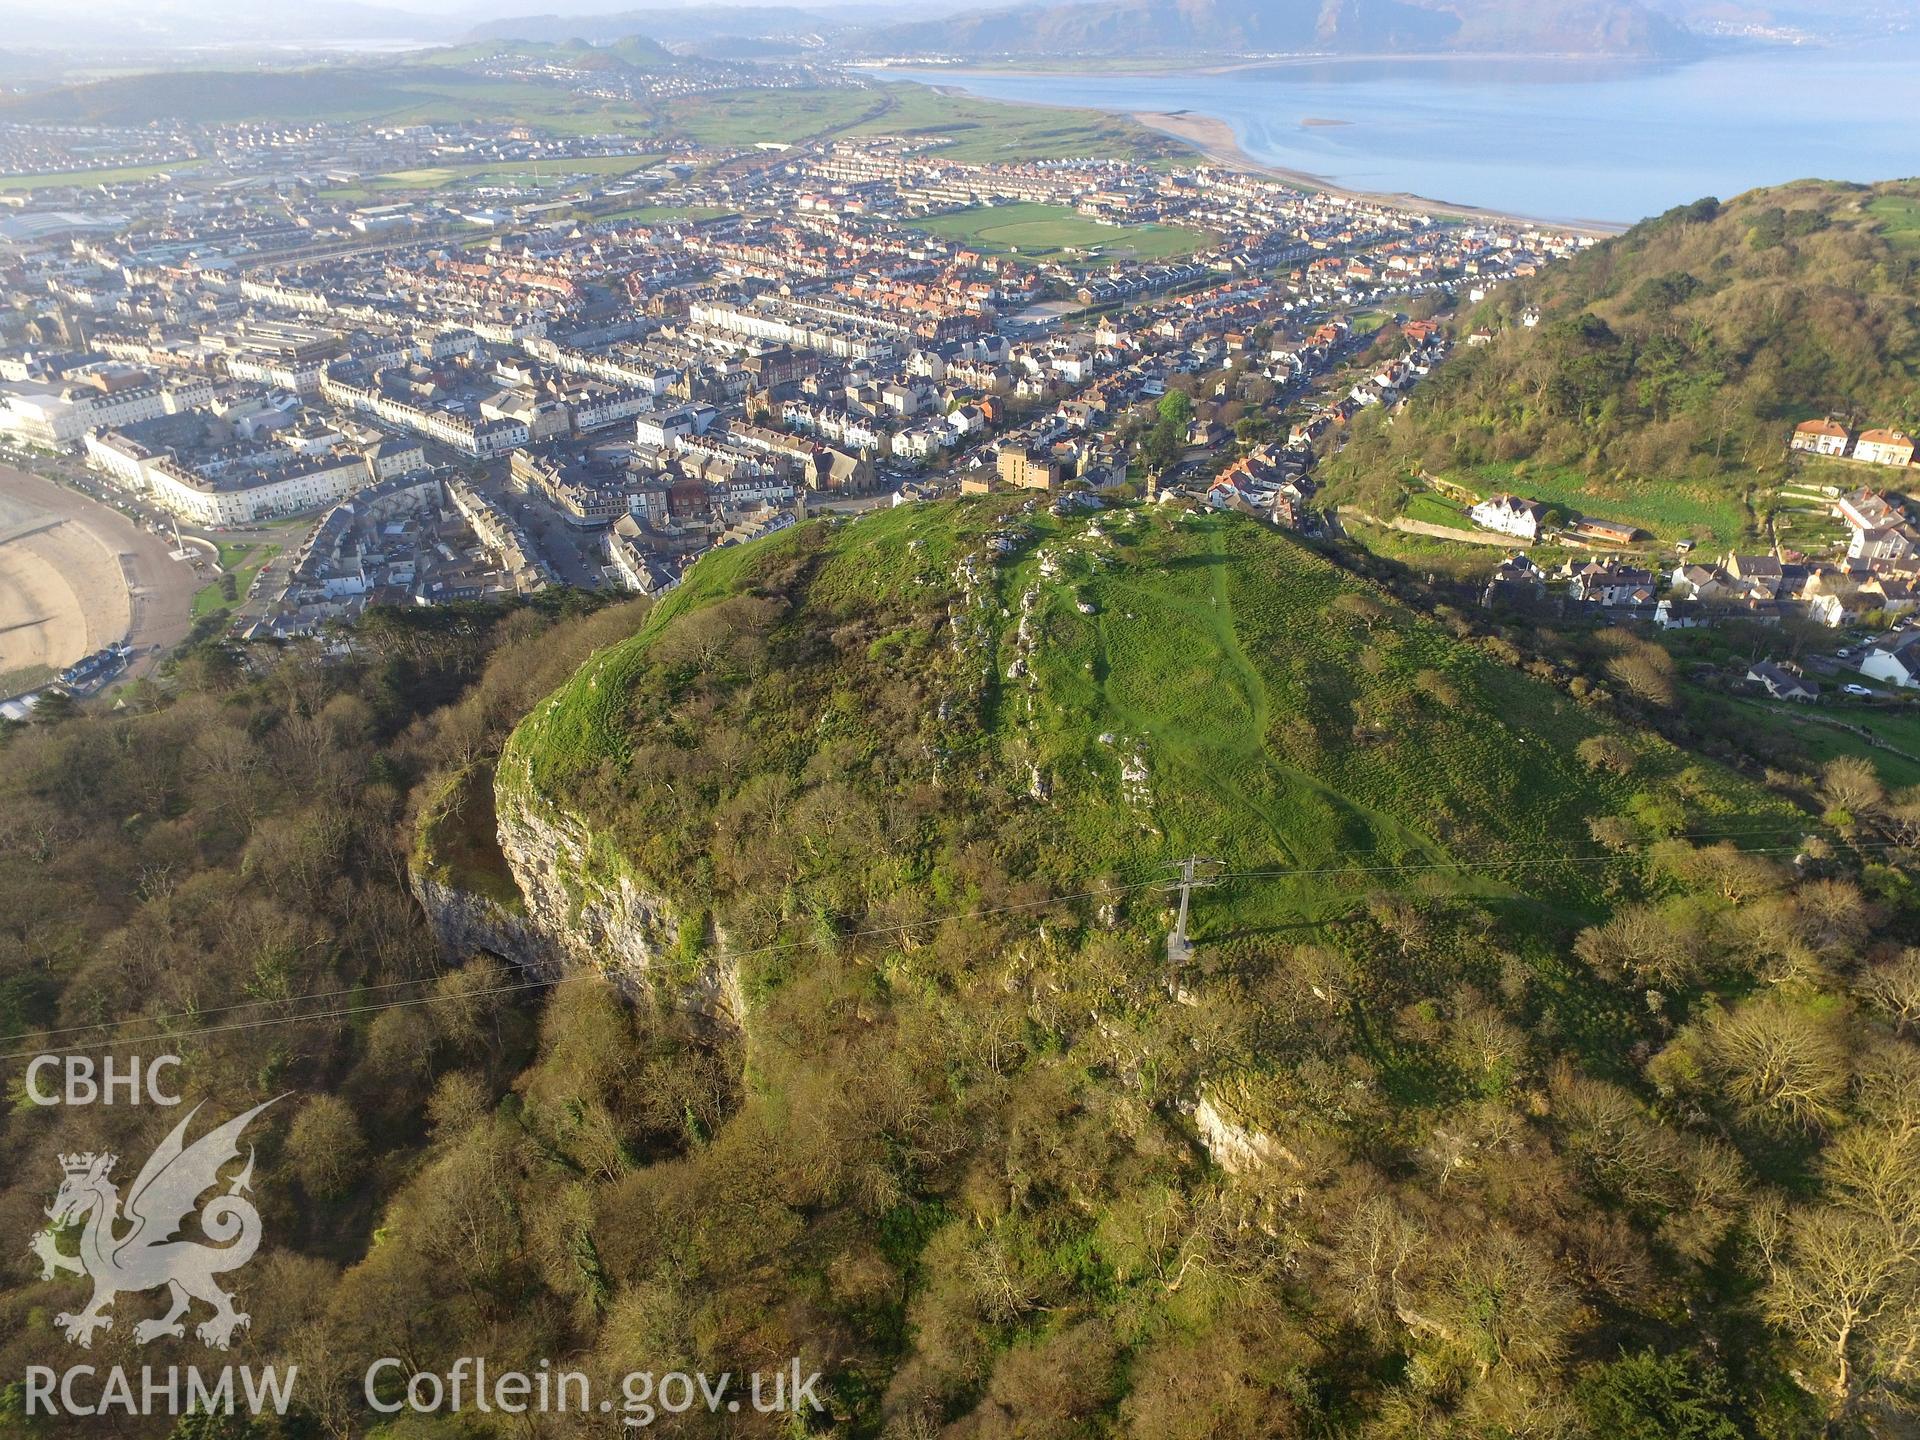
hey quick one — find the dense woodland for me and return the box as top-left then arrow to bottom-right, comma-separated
1323,179 -> 1920,520
9,496 -> 1920,1437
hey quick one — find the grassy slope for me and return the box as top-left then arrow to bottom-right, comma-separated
1726,695 -> 1920,791
1442,459 -> 1752,542
0,71 -> 426,126
191,541 -> 279,620
503,498 -> 1796,942
1867,194 -> 1920,252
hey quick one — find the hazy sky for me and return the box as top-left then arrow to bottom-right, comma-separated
1,0 -> 918,47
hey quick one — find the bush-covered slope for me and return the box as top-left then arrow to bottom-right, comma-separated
461,498 -> 1920,1435
1326,179 -> 1920,538
15,504 -> 1920,1435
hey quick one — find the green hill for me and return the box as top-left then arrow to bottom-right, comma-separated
15,497 -> 1920,1434
502,497 -> 1792,959
1327,178 -> 1920,542
443,496 -> 1918,1432
468,5 -> 827,46
0,68 -> 426,125
418,35 -> 676,71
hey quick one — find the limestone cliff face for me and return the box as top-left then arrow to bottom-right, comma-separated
488,763 -> 743,1031
410,869 -> 560,979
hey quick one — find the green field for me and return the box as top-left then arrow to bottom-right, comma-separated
375,76 -> 659,136
1726,696 -> 1920,790
1,64 -> 676,134
1399,491 -> 1470,528
602,204 -> 737,224
661,86 -> 881,146
1868,194 -> 1920,252
351,154 -> 660,193
662,82 -> 1170,162
0,161 -> 191,191
848,83 -> 1173,163
910,201 -> 1209,265
3,69 -> 1172,166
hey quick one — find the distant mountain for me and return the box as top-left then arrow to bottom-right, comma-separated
1441,0 -> 1703,53
860,0 -> 1706,59
0,0 -> 459,50
423,34 -> 677,67
467,6 -> 837,46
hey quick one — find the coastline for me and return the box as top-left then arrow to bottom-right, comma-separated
886,73 -> 1629,236
855,51 -> 1684,79
1132,107 -> 1627,237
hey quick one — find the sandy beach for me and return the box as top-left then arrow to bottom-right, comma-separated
0,466 -> 197,690
1132,108 -> 1626,236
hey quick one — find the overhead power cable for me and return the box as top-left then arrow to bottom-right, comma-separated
0,825 -> 1856,1064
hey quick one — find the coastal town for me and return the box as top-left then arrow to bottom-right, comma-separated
4,65 -> 1919,729
0,90 -> 1575,707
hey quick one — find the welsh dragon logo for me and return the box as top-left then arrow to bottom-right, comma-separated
28,1097 -> 282,1350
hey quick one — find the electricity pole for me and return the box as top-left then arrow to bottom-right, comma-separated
1166,856 -> 1219,965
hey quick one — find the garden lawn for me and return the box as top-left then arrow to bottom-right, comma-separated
1447,462 -> 1751,543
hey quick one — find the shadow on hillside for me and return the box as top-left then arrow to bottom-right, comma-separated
1158,553 -> 1234,572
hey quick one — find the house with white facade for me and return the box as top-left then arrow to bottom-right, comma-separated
1860,632 -> 1920,688
1468,493 -> 1546,542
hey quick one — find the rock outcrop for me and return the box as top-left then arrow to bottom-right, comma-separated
407,753 -> 744,1031
1194,1089 -> 1301,1176
489,765 -> 743,1031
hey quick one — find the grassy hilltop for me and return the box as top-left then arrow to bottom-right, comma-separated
505,497 -> 1793,944
457,497 -> 1920,1434
1326,178 -> 1920,542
